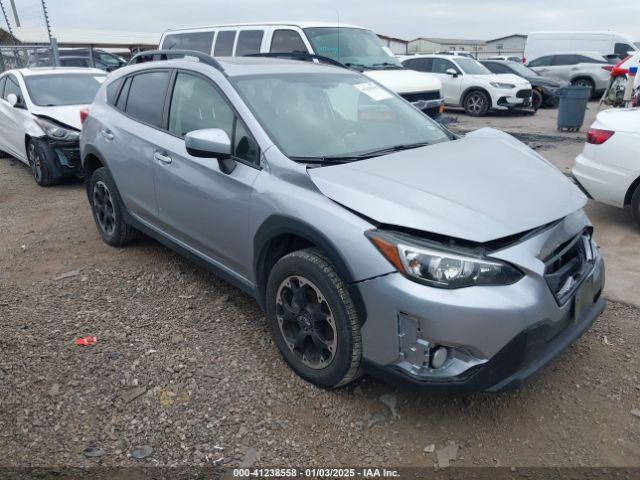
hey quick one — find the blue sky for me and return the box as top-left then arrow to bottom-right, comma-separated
12,0 -> 640,41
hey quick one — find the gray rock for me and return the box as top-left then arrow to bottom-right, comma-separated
48,384 -> 60,397
54,269 -> 81,281
121,386 -> 146,403
170,334 -> 184,345
423,444 -> 435,453
436,441 -> 459,468
632,409 -> 640,419
131,444 -> 153,459
378,394 -> 399,419
367,411 -> 387,428
82,446 -> 105,458
239,447 -> 258,468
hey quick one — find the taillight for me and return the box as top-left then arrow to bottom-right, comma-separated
522,57 -> 526,64
602,65 -> 613,72
587,128 -> 615,145
80,107 -> 89,125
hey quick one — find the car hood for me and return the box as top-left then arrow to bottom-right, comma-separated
469,73 -> 530,87
595,107 -> 640,133
307,128 -> 586,243
363,69 -> 442,94
30,104 -> 87,130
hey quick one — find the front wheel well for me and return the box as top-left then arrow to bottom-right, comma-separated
462,87 -> 492,106
624,176 -> 640,206
256,234 -> 316,304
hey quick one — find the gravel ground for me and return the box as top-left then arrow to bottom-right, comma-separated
1,153 -> 640,470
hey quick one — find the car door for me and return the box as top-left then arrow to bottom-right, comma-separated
430,58 -> 463,105
546,54 -> 580,81
104,70 -> 171,223
153,70 -> 261,279
528,55 -> 554,76
0,74 -> 30,160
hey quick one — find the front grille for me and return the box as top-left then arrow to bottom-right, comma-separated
516,89 -> 532,99
401,90 -> 441,103
544,229 -> 595,305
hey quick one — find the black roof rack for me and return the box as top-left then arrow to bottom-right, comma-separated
128,49 -> 225,73
245,52 -> 348,69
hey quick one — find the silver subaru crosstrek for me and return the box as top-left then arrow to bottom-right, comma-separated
80,50 -> 605,392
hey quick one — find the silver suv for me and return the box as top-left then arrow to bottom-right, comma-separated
80,50 -> 605,392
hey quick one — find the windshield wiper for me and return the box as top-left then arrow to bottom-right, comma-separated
344,62 -> 367,71
290,142 -> 433,165
369,62 -> 403,70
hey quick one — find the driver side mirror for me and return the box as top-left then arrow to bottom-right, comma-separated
445,68 -> 459,77
185,128 -> 236,174
7,93 -> 21,108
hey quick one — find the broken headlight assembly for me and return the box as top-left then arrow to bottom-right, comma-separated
366,230 -> 523,288
34,117 -> 80,142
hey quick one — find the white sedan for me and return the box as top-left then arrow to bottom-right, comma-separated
0,67 -> 106,186
572,108 -> 640,226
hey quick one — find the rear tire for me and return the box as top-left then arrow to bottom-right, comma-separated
463,90 -> 490,116
27,139 -> 58,187
631,184 -> 640,228
571,77 -> 595,97
266,249 -> 362,389
89,167 -> 138,246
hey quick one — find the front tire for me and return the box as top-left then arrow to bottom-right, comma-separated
266,249 -> 362,389
631,184 -> 640,228
89,167 -> 138,246
27,139 -> 58,186
464,90 -> 490,116
532,89 -> 543,111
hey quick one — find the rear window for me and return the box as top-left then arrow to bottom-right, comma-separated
124,71 -> 170,127
235,30 -> 264,56
161,31 -> 214,54
214,31 -> 236,56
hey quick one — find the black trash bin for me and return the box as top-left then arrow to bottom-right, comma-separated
557,85 -> 591,132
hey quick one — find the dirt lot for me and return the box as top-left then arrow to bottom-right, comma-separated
1,108 -> 640,470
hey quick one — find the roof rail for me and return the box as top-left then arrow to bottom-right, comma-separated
245,52 -> 348,69
128,49 -> 225,73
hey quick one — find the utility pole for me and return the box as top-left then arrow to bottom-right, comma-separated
40,0 -> 52,43
8,0 -> 18,27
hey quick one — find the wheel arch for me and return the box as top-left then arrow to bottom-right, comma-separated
624,175 -> 640,206
461,86 -> 493,106
253,215 -> 367,322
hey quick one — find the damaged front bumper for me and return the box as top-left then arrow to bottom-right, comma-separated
355,212 -> 606,392
39,138 -> 83,179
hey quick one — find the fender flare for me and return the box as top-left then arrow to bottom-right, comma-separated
253,215 -> 368,322
460,86 -> 493,107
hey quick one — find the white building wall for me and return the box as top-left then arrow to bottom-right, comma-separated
486,36 -> 527,54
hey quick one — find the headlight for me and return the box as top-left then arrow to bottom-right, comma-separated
34,117 -> 79,142
366,230 -> 523,288
490,82 -> 516,89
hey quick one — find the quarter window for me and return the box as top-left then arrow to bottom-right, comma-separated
614,43 -> 634,57
115,77 -> 131,111
0,76 -> 6,97
124,71 -> 170,127
233,119 -> 260,165
235,30 -> 264,56
106,78 -> 123,106
270,30 -> 308,53
161,31 -> 214,54
214,31 -> 236,56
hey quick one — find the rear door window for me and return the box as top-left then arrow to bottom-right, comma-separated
270,29 -> 308,53
576,55 -> 606,64
214,31 -> 236,56
161,31 -> 214,54
124,71 -> 170,127
235,30 -> 264,56
551,55 -> 579,66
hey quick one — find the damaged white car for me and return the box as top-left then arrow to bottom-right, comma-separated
0,67 -> 106,186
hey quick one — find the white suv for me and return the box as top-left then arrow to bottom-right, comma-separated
401,54 -> 533,116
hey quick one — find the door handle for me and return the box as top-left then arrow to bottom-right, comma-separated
100,129 -> 114,141
153,151 -> 172,164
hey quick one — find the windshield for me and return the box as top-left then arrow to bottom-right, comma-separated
506,62 -> 538,77
232,73 -> 449,160
454,58 -> 492,75
25,74 -> 106,106
303,27 -> 402,70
